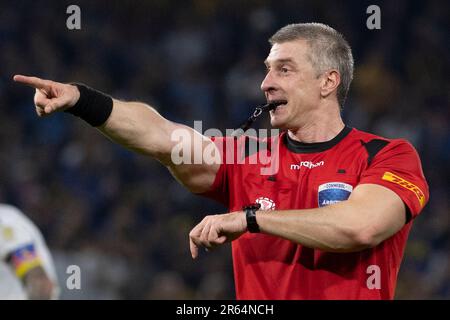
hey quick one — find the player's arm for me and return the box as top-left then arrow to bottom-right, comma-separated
13,75 -> 219,193
22,266 -> 55,300
5,244 -> 55,300
100,99 -> 220,193
254,184 -> 406,252
189,184 -> 406,257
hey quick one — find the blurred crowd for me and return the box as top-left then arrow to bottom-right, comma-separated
0,0 -> 448,299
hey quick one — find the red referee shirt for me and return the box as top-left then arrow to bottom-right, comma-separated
201,126 -> 429,300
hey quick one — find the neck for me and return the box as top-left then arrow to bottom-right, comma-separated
287,105 -> 345,143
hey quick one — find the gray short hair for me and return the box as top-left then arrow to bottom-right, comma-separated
269,23 -> 354,108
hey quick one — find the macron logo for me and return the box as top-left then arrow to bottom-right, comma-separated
290,161 -> 325,170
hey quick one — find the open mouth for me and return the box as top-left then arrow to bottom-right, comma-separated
269,99 -> 288,111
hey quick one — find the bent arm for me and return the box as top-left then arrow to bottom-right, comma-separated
255,184 -> 406,252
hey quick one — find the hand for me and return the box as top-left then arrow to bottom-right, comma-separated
13,75 -> 80,117
189,211 -> 247,259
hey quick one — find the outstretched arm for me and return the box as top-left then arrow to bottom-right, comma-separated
13,75 -> 220,193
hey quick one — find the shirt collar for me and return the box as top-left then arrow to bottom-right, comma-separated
284,126 -> 352,154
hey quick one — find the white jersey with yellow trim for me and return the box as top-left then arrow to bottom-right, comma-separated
0,204 -> 59,299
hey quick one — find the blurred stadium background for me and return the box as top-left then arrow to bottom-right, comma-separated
0,0 -> 448,299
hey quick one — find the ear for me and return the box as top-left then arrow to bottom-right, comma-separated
320,70 -> 340,99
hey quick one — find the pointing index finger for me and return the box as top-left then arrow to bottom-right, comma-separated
13,75 -> 52,91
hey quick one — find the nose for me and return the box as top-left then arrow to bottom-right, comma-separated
260,70 -> 277,94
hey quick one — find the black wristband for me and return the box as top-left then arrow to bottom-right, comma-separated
244,203 -> 261,233
65,83 -> 113,127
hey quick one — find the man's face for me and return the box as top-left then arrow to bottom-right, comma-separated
261,40 -> 322,129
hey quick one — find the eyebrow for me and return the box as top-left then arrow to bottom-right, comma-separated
264,58 -> 296,67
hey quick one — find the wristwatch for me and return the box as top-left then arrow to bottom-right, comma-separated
243,203 -> 261,233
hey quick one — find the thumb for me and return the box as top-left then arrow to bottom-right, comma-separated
43,97 -> 67,114
216,235 -> 227,244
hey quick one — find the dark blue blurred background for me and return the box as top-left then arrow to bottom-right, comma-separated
0,0 -> 448,299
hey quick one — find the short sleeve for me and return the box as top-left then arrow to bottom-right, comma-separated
196,136 -> 231,206
0,206 -> 34,260
359,140 -> 429,219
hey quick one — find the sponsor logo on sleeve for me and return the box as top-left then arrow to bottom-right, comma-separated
382,172 -> 426,207
318,182 -> 353,207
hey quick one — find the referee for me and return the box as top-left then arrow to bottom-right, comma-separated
14,23 -> 428,299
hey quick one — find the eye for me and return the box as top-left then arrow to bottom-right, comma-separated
278,64 -> 291,74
